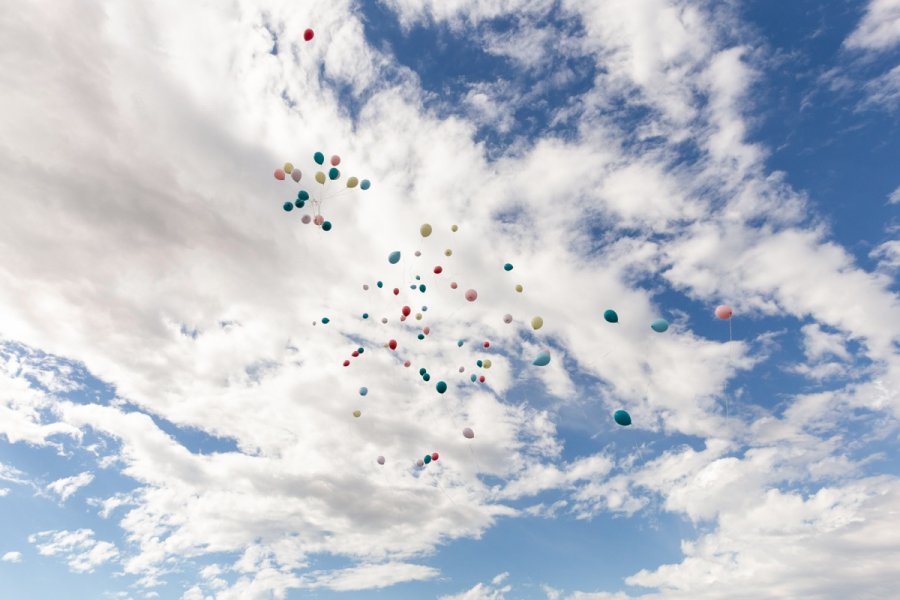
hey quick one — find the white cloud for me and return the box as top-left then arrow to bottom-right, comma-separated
845,0 -> 900,52
28,529 -> 119,574
47,471 -> 94,502
306,562 -> 440,591
1,551 -> 22,563
889,186 -> 900,204
440,572 -> 514,600
871,239 -> 900,269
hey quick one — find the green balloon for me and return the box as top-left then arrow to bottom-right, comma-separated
604,309 -> 619,323
314,151 -> 325,165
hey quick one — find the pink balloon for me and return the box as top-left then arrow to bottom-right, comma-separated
330,155 -> 341,166
450,282 -> 458,289
301,215 -> 311,224
314,215 -> 325,226
291,169 -> 302,182
465,289 -> 478,302
423,327 -> 430,335
404,360 -> 411,367
715,305 -> 733,320
274,169 -> 285,180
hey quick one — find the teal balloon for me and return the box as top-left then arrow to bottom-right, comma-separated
532,351 -> 551,366
476,360 -> 483,367
614,410 -> 632,426
294,199 -> 305,208
651,319 -> 669,333
603,309 -> 619,323
388,251 -> 401,264
457,340 -> 464,347
436,380 -> 447,394
503,263 -> 513,271
424,454 -> 432,464
422,306 -> 428,311
415,275 -> 421,280
282,202 -> 294,211
419,368 -> 426,375
419,284 -> 426,292
362,313 -> 369,319
470,374 -> 477,382
297,190 -> 309,201
322,221 -> 332,231
423,373 -> 431,382
410,284 -> 416,289
377,281 -> 383,288
328,167 -> 340,180
358,347 -> 364,353
313,151 -> 325,165
418,333 -> 425,340
359,387 -> 368,396
360,179 -> 371,190
321,317 -> 330,324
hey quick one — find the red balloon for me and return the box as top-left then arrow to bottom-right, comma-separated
393,288 -> 400,296
274,169 -> 285,180
343,360 -> 350,367
351,351 -> 359,357
400,315 -> 407,322
423,327 -> 430,335
450,282 -> 458,289
479,375 -> 485,383
483,341 -> 490,348
304,28 -> 314,41
434,266 -> 443,274
431,452 -> 439,461
402,306 -> 411,317
465,289 -> 478,302
715,305 -> 733,320
330,155 -> 341,166
403,360 -> 411,367
388,339 -> 397,350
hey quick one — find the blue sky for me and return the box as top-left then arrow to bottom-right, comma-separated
1,1 -> 899,599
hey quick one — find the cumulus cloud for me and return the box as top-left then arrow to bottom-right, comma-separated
440,571 -> 513,600
46,471 -> 94,502
1,551 -> 22,563
29,529 -> 118,574
845,0 -> 900,52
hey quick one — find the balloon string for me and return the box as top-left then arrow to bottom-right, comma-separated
727,318 -> 733,421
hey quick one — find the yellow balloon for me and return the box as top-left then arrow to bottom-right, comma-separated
347,176 -> 359,188
315,171 -> 326,184
451,224 -> 458,232
420,223 -> 433,237
531,316 -> 543,330
515,284 -> 523,293
444,249 -> 453,257
483,359 -> 492,369
353,410 -> 361,418
283,162 -> 294,174
415,313 -> 422,320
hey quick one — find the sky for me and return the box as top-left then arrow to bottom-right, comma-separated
1,0 -> 899,599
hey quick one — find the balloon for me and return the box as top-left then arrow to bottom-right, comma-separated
359,387 -> 368,396
328,167 -> 340,180
298,190 -> 309,200
465,289 -> 478,302
388,251 -> 401,264
313,151 -> 324,164
419,284 -> 426,292
404,360 -> 411,367
377,281 -> 383,288
423,373 -> 431,382
294,199 -> 305,208
651,319 -> 669,333
363,284 -> 369,290
301,215 -> 311,224
304,28 -> 314,41
436,380 -> 447,394
420,223 -> 433,237
330,155 -> 341,166
445,249 -> 453,256
283,162 -> 294,174
533,351 -> 551,366
470,374 -> 477,382
352,351 -> 359,357
483,341 -> 490,348
360,179 -> 371,190
457,340 -> 464,347
347,176 -> 359,188
377,456 -> 385,465
603,309 -> 619,323
291,169 -> 302,182
476,360 -> 483,368
274,168 -> 285,180
353,410 -> 361,417
315,171 -> 326,184
614,409 -> 632,426
358,347 -> 364,354
504,314 -> 513,323
415,250 -> 422,257
283,202 -> 294,212
419,368 -> 426,375
417,333 -> 425,340
416,459 -> 424,467
322,221 -> 332,231
402,305 -> 411,316
415,313 -> 423,320
423,326 -> 430,334
451,224 -> 458,232
388,339 -> 397,350
504,263 -> 513,271
343,360 -> 350,367
314,215 -> 325,226
715,305 -> 733,320
531,316 -> 543,330
463,427 -> 474,439
431,452 -> 439,461
393,288 -> 400,295
459,366 -> 464,372
434,266 -> 443,274
479,375 -> 486,383
321,317 -> 330,324
450,282 -> 458,289
381,317 -> 388,324
483,359 -> 492,369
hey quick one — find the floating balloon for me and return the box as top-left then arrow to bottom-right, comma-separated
382,317 -> 388,324
715,305 -> 733,320
360,179 -> 371,190
450,282 -> 458,289
301,215 -> 311,224
423,373 -> 431,382
436,380 -> 447,394
304,28 -> 314,41
322,221 -> 332,231
470,374 -> 477,382
434,266 -> 443,274
533,351 -> 551,366
614,410 -> 632,426
388,251 -> 401,264
377,455 -> 385,465
504,263 -> 513,271
431,452 -> 439,461
476,360 -> 483,368
347,176 -> 358,188
315,171 -> 326,184
515,284 -> 523,293
274,168 -> 285,180
451,224 -> 458,232
457,340 -> 464,347
459,366 -> 464,372
359,387 -> 368,396
402,305 -> 411,316
419,368 -> 426,375
424,454 -> 432,464
377,281 -> 383,288
330,155 -> 341,166
388,339 -> 397,350
298,190 -> 309,201
328,167 -> 340,180
483,341 -> 490,348
445,249 -> 453,256
291,169 -> 302,182
417,333 -> 425,340
463,427 -> 474,439
343,360 -> 350,367
353,410 -> 361,417
479,375 -> 486,383
420,223 -> 433,237
393,288 -> 400,296
282,202 -> 293,212
504,314 -> 513,324
363,284 -> 369,290
321,317 -> 330,324
531,316 -> 543,330
423,326 -> 430,334
404,360 -> 411,367
483,359 -> 492,369
313,151 -> 324,164
294,199 -> 305,208
415,250 -> 422,257
314,215 -> 325,226
419,284 -> 426,292
283,162 -> 294,174
651,319 -> 669,333
465,289 -> 478,302
603,309 -> 619,323
416,459 -> 424,467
